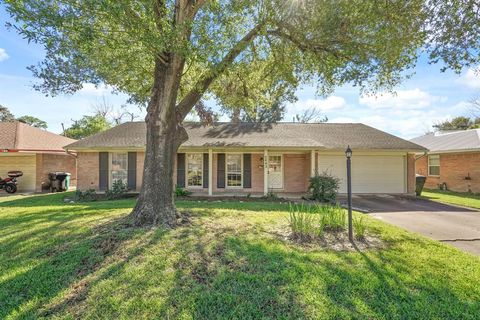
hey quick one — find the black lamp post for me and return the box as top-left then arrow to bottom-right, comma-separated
345,146 -> 353,242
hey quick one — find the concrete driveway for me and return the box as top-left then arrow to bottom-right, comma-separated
350,195 -> 480,256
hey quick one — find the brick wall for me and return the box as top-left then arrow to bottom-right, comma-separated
77,152 -> 99,190
136,152 -> 145,191
407,153 -> 415,194
35,153 -> 77,192
415,152 -> 480,193
284,153 -> 309,193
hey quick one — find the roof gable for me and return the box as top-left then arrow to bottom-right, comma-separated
66,122 -> 425,151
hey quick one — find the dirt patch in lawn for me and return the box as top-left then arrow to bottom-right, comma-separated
269,224 -> 385,252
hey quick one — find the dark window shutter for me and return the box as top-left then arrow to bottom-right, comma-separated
217,153 -> 225,188
127,152 -> 137,190
203,153 -> 209,188
177,153 -> 185,187
99,152 -> 109,191
243,153 -> 252,188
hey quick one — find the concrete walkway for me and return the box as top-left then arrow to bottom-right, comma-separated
351,195 -> 480,256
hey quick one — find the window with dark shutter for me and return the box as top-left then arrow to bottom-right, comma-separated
217,153 -> 225,188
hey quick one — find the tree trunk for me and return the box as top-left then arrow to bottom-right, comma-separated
131,58 -> 188,227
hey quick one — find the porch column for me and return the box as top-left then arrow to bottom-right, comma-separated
311,150 -> 316,177
263,149 -> 269,195
208,148 -> 213,196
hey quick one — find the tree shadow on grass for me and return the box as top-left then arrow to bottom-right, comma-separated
155,221 -> 479,319
0,212 -> 169,319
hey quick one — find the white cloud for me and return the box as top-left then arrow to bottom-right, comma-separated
0,48 -> 9,62
359,89 -> 446,110
287,96 -> 347,116
79,83 -> 113,96
456,68 -> 480,89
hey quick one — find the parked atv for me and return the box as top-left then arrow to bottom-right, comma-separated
0,171 -> 23,194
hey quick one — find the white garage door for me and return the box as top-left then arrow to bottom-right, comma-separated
318,154 -> 405,194
0,155 -> 36,191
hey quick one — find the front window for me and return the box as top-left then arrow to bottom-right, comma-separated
111,153 -> 128,184
226,154 -> 242,187
428,154 -> 440,176
187,153 -> 203,187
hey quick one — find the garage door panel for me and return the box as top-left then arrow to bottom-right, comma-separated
318,155 -> 405,194
0,155 -> 36,191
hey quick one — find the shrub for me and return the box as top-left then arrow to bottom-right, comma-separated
353,215 -> 367,240
175,186 -> 191,197
288,204 -> 318,241
105,180 -> 128,200
318,204 -> 346,232
308,171 -> 340,203
75,189 -> 96,202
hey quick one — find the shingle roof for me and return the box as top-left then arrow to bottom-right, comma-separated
65,122 -> 425,151
411,129 -> 480,152
0,121 -> 76,152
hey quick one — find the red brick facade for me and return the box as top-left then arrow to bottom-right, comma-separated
76,152 -> 99,191
35,153 -> 77,192
416,152 -> 480,193
77,151 -> 416,195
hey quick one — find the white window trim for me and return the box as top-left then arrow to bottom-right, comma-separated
186,153 -> 204,188
428,154 -> 440,177
226,153 -> 243,188
109,152 -> 128,187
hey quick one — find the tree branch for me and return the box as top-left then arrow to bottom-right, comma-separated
176,23 -> 265,120
267,28 -> 348,60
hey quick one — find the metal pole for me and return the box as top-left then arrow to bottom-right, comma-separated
347,155 -> 353,241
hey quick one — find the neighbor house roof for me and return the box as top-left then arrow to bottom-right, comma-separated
65,122 -> 425,151
411,129 -> 480,153
0,121 -> 76,153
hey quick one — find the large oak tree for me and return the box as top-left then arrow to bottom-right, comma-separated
4,0 -> 480,226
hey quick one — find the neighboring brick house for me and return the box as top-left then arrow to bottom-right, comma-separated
65,122 -> 424,196
411,129 -> 480,193
0,122 -> 77,192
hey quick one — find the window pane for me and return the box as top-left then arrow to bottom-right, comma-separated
429,166 -> 440,176
111,153 -> 128,184
187,154 -> 203,186
429,155 -> 440,166
226,154 -> 242,186
227,173 -> 242,187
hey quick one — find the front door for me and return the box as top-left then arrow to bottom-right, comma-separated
268,155 -> 283,189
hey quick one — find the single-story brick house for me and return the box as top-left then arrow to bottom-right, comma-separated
411,129 -> 480,193
0,121 -> 77,192
65,122 -> 425,196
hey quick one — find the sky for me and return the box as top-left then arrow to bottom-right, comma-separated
1,6 -> 479,139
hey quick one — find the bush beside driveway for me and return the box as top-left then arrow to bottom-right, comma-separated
0,193 -> 479,319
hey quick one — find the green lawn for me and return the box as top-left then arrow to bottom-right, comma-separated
1,193 -> 479,319
421,188 -> 480,210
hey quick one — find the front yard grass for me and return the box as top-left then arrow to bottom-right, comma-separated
421,188 -> 480,210
0,193 -> 479,319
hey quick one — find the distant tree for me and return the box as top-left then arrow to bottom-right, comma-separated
91,97 -> 114,120
17,115 -> 48,129
294,108 -> 328,123
0,105 -> 15,122
64,115 -> 111,139
242,101 -> 286,123
433,116 -> 480,131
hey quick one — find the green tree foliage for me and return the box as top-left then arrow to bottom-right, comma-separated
4,0 -> 480,226
0,104 -> 15,122
433,116 -> 480,131
64,115 -> 111,140
17,115 -> 48,129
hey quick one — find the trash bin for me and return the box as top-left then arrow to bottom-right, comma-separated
63,173 -> 71,191
48,172 -> 71,192
415,174 -> 427,196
